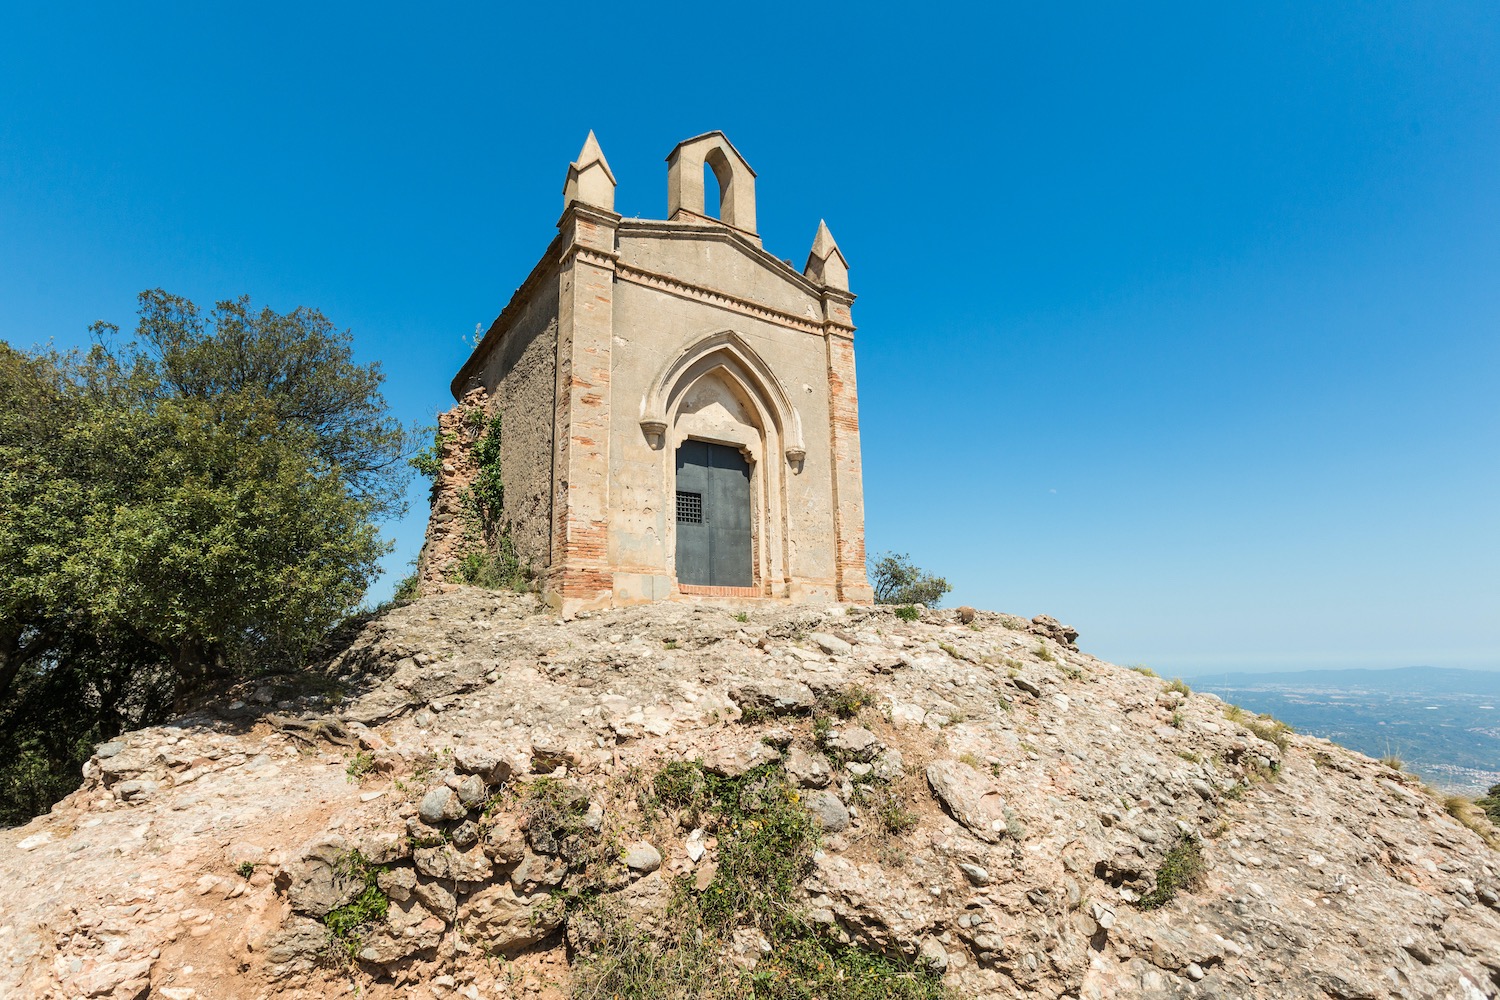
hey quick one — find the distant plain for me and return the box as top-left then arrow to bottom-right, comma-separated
1184,667 -> 1500,796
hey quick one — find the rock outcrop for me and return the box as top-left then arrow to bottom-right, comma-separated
1,589 -> 1497,999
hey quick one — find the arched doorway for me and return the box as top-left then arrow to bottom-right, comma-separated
641,330 -> 807,598
674,439 -> 752,587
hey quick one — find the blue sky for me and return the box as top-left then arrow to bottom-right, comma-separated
2,4 -> 1496,672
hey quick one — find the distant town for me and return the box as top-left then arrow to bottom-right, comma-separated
1187,666 -> 1500,796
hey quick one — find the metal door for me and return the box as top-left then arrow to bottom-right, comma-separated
675,440 -> 752,587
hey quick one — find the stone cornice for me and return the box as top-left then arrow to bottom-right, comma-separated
615,261 -> 832,337
562,245 -> 619,269
555,202 -> 622,230
666,207 -> 762,246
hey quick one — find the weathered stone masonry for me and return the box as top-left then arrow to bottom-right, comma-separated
422,131 -> 874,612
415,387 -> 488,589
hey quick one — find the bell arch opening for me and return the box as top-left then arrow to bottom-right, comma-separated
703,147 -> 735,223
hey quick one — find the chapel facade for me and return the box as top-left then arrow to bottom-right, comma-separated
420,131 -> 873,613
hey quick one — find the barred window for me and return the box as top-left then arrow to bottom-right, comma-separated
676,491 -> 703,523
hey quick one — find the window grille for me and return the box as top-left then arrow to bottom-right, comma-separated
676,491 -> 703,523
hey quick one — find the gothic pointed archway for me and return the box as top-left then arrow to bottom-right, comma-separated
641,330 -> 803,596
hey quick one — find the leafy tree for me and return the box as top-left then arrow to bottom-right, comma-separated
0,291 -> 408,824
868,551 -> 952,607
1478,783 -> 1500,823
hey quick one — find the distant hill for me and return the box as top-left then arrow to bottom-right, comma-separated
1184,666 -> 1500,795
1184,666 -> 1500,696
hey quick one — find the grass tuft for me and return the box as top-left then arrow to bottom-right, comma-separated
1443,795 -> 1500,850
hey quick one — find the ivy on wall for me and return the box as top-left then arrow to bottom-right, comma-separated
409,402 -> 532,592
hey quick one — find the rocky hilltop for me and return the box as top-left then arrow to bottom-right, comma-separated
3,591 -> 1498,1000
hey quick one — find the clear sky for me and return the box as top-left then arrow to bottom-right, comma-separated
2,4 -> 1496,673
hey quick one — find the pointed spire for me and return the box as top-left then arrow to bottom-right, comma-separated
563,130 -> 617,212
804,219 -> 849,290
575,130 -> 616,183
810,220 -> 840,260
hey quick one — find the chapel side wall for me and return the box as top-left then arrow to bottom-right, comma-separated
469,272 -> 560,574
606,243 -> 839,595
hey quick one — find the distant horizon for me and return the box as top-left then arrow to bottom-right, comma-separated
1179,663 -> 1500,678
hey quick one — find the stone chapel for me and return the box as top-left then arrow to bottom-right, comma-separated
419,131 -> 873,613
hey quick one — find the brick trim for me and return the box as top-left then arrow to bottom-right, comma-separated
678,584 -> 761,598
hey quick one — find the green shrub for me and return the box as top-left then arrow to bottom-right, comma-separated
345,751 -> 375,783
574,760 -> 952,999
697,769 -> 819,934
652,760 -> 708,818
569,900 -> 726,1000
520,777 -> 594,859
868,551 -> 951,608
392,570 -> 421,604
875,794 -> 919,835
453,541 -> 530,592
1477,783 -> 1500,823
1127,664 -> 1157,677
818,684 -> 874,720
1243,716 -> 1293,752
894,606 -> 920,623
1165,678 -> 1191,696
1137,833 -> 1205,910
749,934 -> 950,999
321,849 -> 388,959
